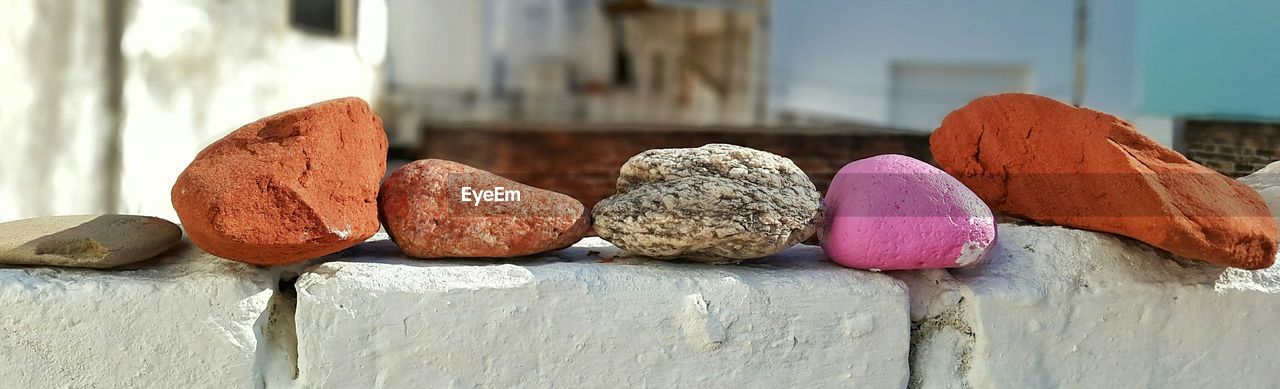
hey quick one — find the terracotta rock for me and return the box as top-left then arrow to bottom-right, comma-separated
930,93 -> 1277,269
172,97 -> 387,265
0,215 -> 182,268
820,155 -> 995,270
378,159 -> 590,258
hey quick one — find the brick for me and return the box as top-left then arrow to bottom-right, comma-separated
1183,119 -> 1280,176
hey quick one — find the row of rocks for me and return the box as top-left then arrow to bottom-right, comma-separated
0,143 -> 996,271
159,94 -> 1260,271
2,94 -> 1272,272
375,143 -> 992,271
154,97 -> 992,270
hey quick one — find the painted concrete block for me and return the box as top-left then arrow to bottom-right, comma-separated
293,238 -> 910,388
0,241 -> 277,387
899,223 -> 1280,388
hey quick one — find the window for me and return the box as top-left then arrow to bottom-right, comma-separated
290,0 -> 341,36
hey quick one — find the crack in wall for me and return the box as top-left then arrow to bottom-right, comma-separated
907,299 -> 977,389
256,273 -> 301,389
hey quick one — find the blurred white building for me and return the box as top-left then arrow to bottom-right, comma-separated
381,0 -> 769,146
769,0 -> 1174,144
383,0 -> 1173,145
4,0 -> 1240,222
1,0 -> 384,222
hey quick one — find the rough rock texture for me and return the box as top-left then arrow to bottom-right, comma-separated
0,239 -> 276,387
930,93 -> 1277,269
292,236 -> 909,388
0,215 -> 181,268
593,144 -> 821,262
378,159 -> 590,258
820,155 -> 995,270
171,97 -> 387,265
895,222 -> 1280,389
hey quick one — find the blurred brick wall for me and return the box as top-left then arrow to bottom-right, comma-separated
1183,119 -> 1280,177
416,124 -> 933,208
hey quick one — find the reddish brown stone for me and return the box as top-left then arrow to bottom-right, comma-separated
931,93 -> 1278,269
172,97 -> 387,265
379,159 -> 590,258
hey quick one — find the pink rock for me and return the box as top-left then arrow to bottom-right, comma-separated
819,154 -> 995,270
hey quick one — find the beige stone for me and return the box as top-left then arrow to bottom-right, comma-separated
593,144 -> 822,262
0,215 -> 182,268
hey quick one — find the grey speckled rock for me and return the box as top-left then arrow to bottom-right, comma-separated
593,144 -> 822,263
0,215 -> 182,268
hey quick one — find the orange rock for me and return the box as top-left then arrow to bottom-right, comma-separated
172,97 -> 387,265
379,159 -> 590,258
931,93 -> 1277,269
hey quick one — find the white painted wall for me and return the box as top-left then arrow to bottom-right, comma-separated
118,0 -> 381,222
380,0 -> 617,143
899,223 -> 1280,388
0,0 -> 382,223
5,225 -> 1280,387
385,0 -> 486,91
0,1 -> 113,222
889,63 -> 1030,131
770,0 -> 1175,146
292,237 -> 911,388
384,0 -> 612,93
0,240 -> 279,387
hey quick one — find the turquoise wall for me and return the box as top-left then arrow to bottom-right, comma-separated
1138,0 -> 1280,119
